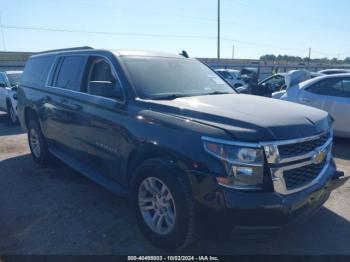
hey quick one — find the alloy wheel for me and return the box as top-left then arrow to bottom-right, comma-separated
138,177 -> 177,235
29,128 -> 41,158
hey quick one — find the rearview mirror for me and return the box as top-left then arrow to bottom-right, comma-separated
88,81 -> 122,99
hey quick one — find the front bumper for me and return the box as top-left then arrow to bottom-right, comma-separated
190,163 -> 348,229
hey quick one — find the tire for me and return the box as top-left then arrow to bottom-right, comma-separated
132,158 -> 196,250
7,103 -> 18,124
27,120 -> 51,166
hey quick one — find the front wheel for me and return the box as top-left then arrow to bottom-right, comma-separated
132,158 -> 196,250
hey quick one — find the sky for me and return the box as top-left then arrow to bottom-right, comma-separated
0,0 -> 349,59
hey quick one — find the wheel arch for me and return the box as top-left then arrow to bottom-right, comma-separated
126,143 -> 194,187
24,106 -> 39,129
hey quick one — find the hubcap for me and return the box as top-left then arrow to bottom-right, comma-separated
29,128 -> 41,158
138,177 -> 176,235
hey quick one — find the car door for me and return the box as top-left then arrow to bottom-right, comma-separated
298,78 -> 337,110
321,78 -> 350,137
265,75 -> 285,92
0,73 -> 8,110
300,77 -> 350,136
69,55 -> 127,185
44,55 -> 88,152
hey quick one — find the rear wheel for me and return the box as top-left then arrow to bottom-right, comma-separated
27,120 -> 51,166
7,103 -> 18,124
132,158 -> 196,250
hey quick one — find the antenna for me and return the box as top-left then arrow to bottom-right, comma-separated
179,50 -> 189,58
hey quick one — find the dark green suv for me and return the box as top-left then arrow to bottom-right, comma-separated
17,47 -> 347,250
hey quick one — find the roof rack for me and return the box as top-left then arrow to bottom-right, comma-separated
36,46 -> 93,55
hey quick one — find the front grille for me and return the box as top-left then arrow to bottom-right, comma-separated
278,132 -> 330,158
283,160 -> 326,190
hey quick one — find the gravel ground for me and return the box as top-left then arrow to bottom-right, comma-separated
0,112 -> 350,255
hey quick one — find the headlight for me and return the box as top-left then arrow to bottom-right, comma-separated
202,137 -> 264,189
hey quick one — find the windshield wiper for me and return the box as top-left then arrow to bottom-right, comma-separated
151,94 -> 193,100
202,91 -> 233,96
150,91 -> 233,100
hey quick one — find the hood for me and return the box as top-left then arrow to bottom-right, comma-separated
145,94 -> 330,142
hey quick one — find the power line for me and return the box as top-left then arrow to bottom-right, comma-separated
1,24 -> 308,53
2,25 -> 217,40
1,24 -> 345,59
48,0 -> 348,56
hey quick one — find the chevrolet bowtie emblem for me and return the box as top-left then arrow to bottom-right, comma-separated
312,149 -> 326,165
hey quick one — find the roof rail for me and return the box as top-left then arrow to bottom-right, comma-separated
35,46 -> 93,55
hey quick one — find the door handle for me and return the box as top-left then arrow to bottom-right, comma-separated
302,97 -> 314,103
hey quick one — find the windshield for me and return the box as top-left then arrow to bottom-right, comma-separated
122,57 -> 236,99
7,73 -> 22,86
228,70 -> 240,78
216,70 -> 232,79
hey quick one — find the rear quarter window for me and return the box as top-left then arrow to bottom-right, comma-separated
21,56 -> 54,88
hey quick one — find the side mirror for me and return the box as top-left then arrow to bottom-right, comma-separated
11,85 -> 18,92
88,81 -> 122,99
0,82 -> 6,88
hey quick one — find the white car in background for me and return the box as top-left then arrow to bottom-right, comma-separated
0,71 -> 22,124
279,74 -> 350,138
215,69 -> 245,88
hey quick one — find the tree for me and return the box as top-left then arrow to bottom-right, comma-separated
259,54 -> 349,64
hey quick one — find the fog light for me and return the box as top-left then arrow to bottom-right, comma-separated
234,166 -> 254,176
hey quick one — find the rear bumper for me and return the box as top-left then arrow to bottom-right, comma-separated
190,163 -> 348,229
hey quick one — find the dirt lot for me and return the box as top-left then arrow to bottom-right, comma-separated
0,112 -> 350,255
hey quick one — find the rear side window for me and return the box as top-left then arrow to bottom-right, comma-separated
53,56 -> 87,91
21,56 -> 54,88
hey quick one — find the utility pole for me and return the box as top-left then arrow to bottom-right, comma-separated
232,44 -> 235,62
217,0 -> 220,61
308,47 -> 311,67
0,13 -> 6,51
